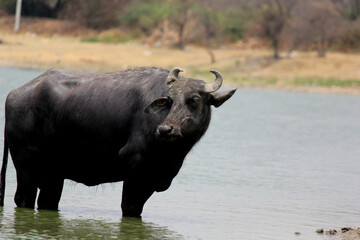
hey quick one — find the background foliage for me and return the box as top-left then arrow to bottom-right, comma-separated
1,0 -> 360,56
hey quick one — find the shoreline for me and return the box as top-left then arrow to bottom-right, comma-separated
293,228 -> 360,240
0,30 -> 359,96
312,228 -> 360,240
1,62 -> 358,97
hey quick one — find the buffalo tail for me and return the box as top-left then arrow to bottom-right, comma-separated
0,130 -> 8,206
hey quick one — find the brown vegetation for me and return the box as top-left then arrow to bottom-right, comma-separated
0,1 -> 360,96
2,0 -> 360,56
0,22 -> 360,96
0,15 -> 94,36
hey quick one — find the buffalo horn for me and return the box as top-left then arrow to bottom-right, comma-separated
205,70 -> 223,92
167,67 -> 184,86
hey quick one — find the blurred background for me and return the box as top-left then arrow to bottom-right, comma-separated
1,1 -> 360,240
0,0 -> 360,94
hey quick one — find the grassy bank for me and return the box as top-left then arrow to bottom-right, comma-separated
0,30 -> 360,95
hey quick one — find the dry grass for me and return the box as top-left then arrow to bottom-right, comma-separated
0,30 -> 360,95
0,31 -> 239,71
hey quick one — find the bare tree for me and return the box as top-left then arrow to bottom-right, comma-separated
202,12 -> 216,63
348,0 -> 360,19
335,0 -> 360,19
254,0 -> 297,59
195,5 -> 218,63
167,0 -> 196,49
59,0 -> 130,29
290,0 -> 348,57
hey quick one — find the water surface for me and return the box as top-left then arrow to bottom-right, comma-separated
0,66 -> 360,240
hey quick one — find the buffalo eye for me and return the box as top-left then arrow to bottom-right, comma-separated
187,96 -> 200,110
144,97 -> 172,114
156,98 -> 171,107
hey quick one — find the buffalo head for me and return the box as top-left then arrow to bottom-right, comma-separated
145,67 -> 236,142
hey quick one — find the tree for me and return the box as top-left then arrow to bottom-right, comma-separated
254,0 -> 297,59
168,0 -> 197,49
60,0 -> 129,29
335,0 -> 360,20
290,0 -> 349,57
194,5 -> 218,63
348,0 -> 360,19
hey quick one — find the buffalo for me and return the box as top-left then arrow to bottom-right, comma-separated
0,67 -> 236,217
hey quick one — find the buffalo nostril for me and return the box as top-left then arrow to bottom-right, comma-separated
158,125 -> 173,135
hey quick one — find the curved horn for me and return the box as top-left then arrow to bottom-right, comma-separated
205,70 -> 223,92
167,67 -> 184,86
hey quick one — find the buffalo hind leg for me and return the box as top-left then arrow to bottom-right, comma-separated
121,179 -> 154,217
37,177 -> 64,210
14,168 -> 38,209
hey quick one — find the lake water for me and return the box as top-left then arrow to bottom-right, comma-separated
0,66 -> 359,240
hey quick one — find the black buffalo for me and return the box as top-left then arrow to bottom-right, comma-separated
0,67 -> 236,217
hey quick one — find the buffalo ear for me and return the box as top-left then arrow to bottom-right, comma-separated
144,97 -> 171,114
208,89 -> 237,108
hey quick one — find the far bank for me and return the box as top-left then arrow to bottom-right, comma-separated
0,30 -> 360,95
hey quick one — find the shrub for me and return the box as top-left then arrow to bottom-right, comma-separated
118,0 -> 170,34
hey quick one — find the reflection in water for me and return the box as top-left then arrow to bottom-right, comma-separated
13,208 -> 62,238
119,217 -> 184,240
0,207 -> 183,239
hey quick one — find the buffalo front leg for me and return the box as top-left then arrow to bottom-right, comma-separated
37,176 -> 64,210
14,168 -> 38,208
121,179 -> 154,217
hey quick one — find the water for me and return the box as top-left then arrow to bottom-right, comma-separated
0,66 -> 360,240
